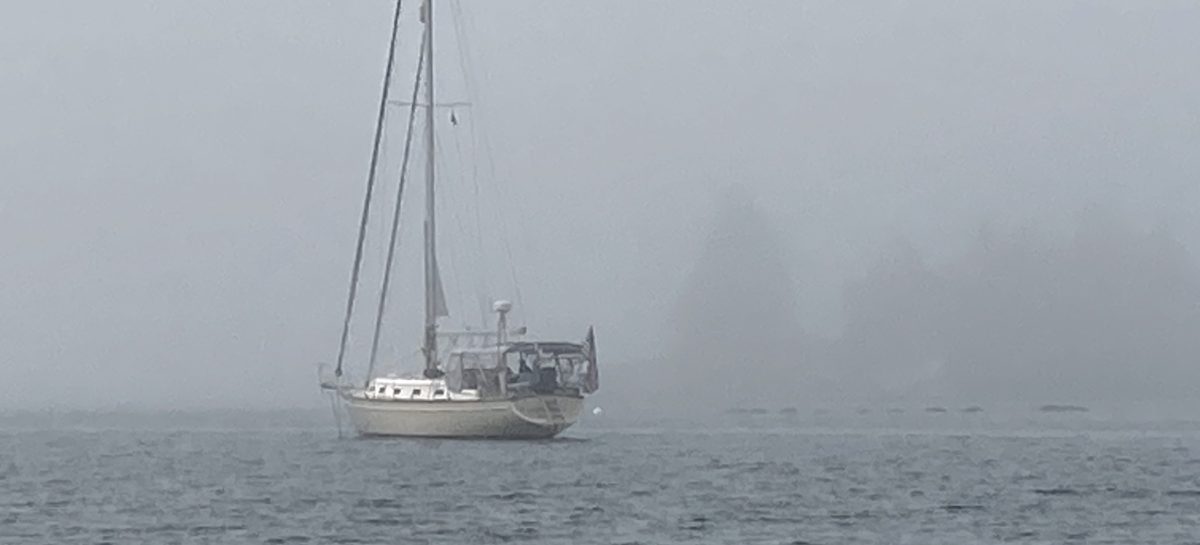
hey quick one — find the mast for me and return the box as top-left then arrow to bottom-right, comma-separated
422,0 -> 442,377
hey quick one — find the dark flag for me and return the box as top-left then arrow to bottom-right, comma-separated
582,326 -> 599,393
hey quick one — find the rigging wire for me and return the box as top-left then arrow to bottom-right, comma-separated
334,0 -> 405,379
365,26 -> 430,385
443,128 -> 476,326
433,128 -> 470,329
449,0 -> 528,325
447,0 -> 493,326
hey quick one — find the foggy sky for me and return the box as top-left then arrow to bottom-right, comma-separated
3,1 -> 1199,411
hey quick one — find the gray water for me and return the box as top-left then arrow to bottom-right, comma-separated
3,414 -> 1200,544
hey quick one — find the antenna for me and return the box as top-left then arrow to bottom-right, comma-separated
493,299 -> 513,344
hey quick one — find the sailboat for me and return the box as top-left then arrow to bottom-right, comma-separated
319,0 -> 598,439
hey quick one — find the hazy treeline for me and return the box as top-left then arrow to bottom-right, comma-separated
655,200 -> 1200,413
834,209 -> 1200,403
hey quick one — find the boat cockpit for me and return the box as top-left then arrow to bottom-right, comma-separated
443,341 -> 588,398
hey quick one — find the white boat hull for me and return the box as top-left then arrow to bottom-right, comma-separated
344,394 -> 583,439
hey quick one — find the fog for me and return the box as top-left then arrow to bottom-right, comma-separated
2,1 -> 1199,414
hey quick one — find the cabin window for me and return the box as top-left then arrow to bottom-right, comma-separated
412,389 -> 422,396
391,388 -> 402,396
376,386 -> 385,394
434,389 -> 445,396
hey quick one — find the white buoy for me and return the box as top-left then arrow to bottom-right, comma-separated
592,407 -> 603,416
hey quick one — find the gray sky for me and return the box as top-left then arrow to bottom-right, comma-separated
2,1 -> 1199,410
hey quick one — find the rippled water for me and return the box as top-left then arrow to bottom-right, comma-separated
4,415 -> 1200,544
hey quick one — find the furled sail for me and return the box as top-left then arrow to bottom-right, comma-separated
431,250 -> 449,318
424,218 -> 450,320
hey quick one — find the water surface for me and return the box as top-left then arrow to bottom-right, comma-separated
3,413 -> 1199,544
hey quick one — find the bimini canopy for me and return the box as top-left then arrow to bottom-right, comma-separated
505,342 -> 585,356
